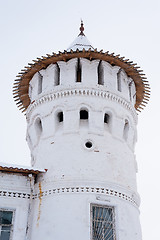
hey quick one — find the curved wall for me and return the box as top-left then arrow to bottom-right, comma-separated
26,57 -> 141,240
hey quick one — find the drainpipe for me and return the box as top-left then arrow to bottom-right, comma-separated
25,174 -> 34,240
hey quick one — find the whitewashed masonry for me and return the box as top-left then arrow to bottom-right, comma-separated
0,22 -> 147,240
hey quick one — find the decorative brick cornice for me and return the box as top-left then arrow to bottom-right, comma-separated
0,190 -> 30,199
0,186 -> 140,207
32,186 -> 139,207
26,88 -> 137,123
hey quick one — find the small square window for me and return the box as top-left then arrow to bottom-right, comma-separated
91,204 -> 116,240
0,210 -> 13,240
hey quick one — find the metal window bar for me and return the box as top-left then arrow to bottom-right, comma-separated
91,205 -> 116,240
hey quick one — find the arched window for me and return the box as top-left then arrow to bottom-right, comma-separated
98,61 -> 104,85
79,108 -> 89,128
123,119 -> 129,141
76,58 -> 81,82
35,117 -> 42,138
104,113 -> 110,124
57,111 -> 63,122
80,109 -> 88,120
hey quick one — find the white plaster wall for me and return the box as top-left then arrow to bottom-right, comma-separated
102,61 -> 119,92
119,70 -> 129,97
26,57 -> 140,240
81,58 -> 100,85
58,58 -> 77,86
129,78 -> 136,105
39,64 -> 59,91
29,72 -> 39,101
29,182 -> 141,240
0,173 -> 31,240
26,91 -> 137,191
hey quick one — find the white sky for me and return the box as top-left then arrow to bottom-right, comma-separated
0,0 -> 159,239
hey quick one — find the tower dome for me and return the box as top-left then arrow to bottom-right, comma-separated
13,22 -> 150,240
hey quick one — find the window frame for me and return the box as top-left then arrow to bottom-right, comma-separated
0,208 -> 15,240
90,204 -> 116,240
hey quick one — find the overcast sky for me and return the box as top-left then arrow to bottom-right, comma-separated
0,0 -> 159,239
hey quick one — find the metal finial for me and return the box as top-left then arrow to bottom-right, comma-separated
79,20 -> 85,36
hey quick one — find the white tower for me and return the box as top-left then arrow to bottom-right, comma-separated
13,22 -> 150,240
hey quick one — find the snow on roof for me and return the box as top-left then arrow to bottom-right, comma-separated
67,21 -> 94,51
0,162 -> 47,175
67,34 -> 94,51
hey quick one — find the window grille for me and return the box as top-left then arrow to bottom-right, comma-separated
91,205 -> 116,240
0,210 -> 13,240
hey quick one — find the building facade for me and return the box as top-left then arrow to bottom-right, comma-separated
0,22 -> 150,240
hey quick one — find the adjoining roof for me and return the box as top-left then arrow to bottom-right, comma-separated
13,23 -> 150,113
0,162 -> 47,175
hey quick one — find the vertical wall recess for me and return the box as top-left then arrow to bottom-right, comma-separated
117,69 -> 122,92
98,60 -> 104,85
38,72 -> 43,94
128,79 -> 136,104
76,58 -> 81,82
129,85 -> 131,101
55,63 -> 60,86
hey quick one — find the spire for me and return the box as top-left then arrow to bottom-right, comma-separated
79,20 -> 85,36
67,21 -> 94,51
